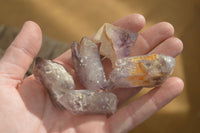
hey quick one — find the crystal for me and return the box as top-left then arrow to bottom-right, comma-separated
58,90 -> 118,114
109,54 -> 175,88
71,37 -> 107,91
93,23 -> 138,67
33,57 -> 75,109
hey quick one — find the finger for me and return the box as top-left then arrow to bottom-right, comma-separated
108,77 -> 184,133
111,87 -> 142,106
0,21 -> 42,80
113,13 -> 146,32
56,13 -> 146,67
130,22 -> 174,56
149,37 -> 183,57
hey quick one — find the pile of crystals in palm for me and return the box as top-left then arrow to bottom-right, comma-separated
33,23 -> 175,115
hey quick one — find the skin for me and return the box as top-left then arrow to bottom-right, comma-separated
0,14 -> 184,133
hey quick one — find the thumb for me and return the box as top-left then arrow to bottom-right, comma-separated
0,21 -> 42,83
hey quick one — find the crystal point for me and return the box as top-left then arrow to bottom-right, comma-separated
109,54 -> 175,88
71,37 -> 107,91
93,23 -> 138,67
33,57 -> 75,109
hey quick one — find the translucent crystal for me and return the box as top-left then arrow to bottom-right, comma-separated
71,37 -> 107,91
109,54 -> 175,88
33,57 -> 75,109
58,90 -> 118,114
93,23 -> 138,67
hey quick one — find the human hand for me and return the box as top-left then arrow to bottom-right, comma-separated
0,14 -> 184,133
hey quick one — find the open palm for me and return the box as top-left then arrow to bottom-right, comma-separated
0,14 -> 184,133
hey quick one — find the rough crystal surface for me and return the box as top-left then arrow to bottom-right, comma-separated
109,54 -> 175,88
93,23 -> 138,67
58,90 -> 118,114
33,57 -> 75,109
71,37 -> 107,91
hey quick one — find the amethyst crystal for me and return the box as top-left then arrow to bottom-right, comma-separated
109,54 -> 175,88
71,37 -> 107,91
33,57 -> 75,109
93,23 -> 138,67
